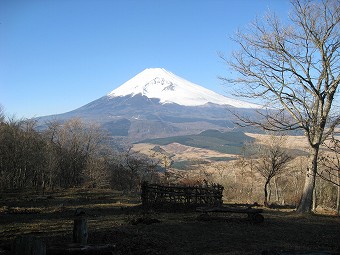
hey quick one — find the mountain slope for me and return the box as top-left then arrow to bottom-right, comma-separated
37,68 -> 263,143
108,68 -> 261,108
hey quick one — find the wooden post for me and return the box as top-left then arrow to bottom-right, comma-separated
73,208 -> 88,245
12,235 -> 46,255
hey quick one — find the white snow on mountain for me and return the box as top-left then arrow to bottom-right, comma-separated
108,68 -> 261,108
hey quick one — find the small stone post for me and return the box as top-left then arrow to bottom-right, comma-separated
12,235 -> 46,255
73,208 -> 88,245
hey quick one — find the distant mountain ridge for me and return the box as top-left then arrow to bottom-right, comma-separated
37,68 -> 263,143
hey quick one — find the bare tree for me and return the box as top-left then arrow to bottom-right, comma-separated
233,154 -> 255,201
221,0 -> 340,213
113,147 -> 160,192
248,135 -> 292,206
43,118 -> 106,188
318,133 -> 340,214
0,105 -> 4,123
0,118 -> 46,190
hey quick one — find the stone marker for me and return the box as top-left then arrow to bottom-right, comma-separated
73,208 -> 88,245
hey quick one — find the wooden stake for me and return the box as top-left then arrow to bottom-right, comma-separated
73,209 -> 88,245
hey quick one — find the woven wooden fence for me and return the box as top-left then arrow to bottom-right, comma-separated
141,182 -> 224,208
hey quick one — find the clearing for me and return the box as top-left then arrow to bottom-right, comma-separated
0,189 -> 339,254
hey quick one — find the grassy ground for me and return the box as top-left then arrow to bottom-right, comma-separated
0,189 -> 339,254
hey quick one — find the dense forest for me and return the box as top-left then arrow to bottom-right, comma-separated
0,112 -> 160,192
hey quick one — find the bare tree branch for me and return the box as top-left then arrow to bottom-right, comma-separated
221,0 -> 340,213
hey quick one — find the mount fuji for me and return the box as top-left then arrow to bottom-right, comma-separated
37,68 -> 262,142
108,68 -> 260,109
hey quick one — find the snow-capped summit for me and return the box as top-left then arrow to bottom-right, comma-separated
108,68 -> 260,108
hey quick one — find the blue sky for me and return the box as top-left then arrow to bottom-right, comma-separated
0,0 -> 291,119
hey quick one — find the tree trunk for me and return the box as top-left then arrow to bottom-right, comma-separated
337,169 -> 340,215
274,177 -> 279,203
297,147 -> 319,214
312,180 -> 317,211
264,179 -> 270,207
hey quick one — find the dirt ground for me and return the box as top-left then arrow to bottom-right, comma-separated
0,189 -> 339,254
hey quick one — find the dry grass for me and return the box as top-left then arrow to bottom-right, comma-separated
0,189 -> 339,254
133,133 -> 312,162
133,142 -> 238,162
245,133 -> 310,151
